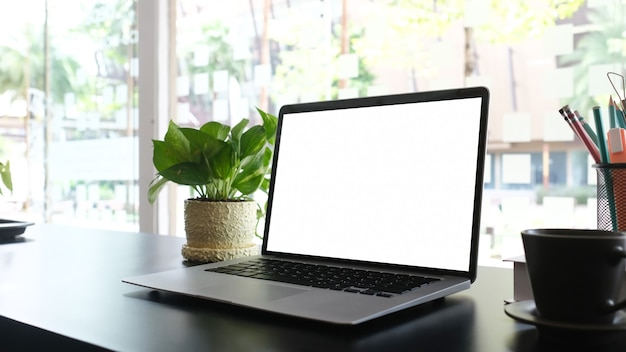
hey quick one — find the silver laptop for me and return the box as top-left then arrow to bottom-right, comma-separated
123,86 -> 490,325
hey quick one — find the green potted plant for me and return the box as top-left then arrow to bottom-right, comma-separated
0,160 -> 31,240
0,160 -> 11,196
148,108 -> 278,263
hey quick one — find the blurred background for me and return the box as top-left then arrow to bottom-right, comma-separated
0,0 -> 623,267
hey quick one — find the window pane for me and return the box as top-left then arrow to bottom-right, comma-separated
0,0 -> 139,231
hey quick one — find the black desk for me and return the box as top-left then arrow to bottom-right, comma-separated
0,224 -> 623,351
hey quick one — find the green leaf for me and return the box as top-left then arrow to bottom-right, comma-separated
0,161 -> 11,194
256,107 -> 278,144
230,119 -> 249,145
228,119 -> 249,156
239,125 -> 266,158
200,121 -> 230,140
235,168 -> 265,195
240,152 -> 264,175
159,162 -> 209,185
260,177 -> 271,194
179,127 -> 222,161
262,146 -> 273,168
233,153 -> 266,196
163,120 -> 192,160
209,144 -> 236,180
241,145 -> 272,170
147,176 -> 169,204
235,173 -> 265,196
152,140 -> 179,172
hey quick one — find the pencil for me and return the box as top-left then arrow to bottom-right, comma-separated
574,110 -> 598,147
612,99 -> 626,129
610,96 -> 617,129
559,108 -> 582,140
563,105 -> 601,163
593,106 -> 610,164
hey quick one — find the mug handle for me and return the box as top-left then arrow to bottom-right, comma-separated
606,246 -> 626,312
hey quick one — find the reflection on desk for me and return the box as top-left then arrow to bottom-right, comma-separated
124,289 -> 475,352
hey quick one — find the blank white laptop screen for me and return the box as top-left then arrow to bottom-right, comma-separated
265,96 -> 485,272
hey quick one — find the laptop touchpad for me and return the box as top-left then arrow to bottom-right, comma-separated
198,280 -> 308,303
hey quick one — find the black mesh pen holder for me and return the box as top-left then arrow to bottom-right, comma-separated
593,163 -> 626,232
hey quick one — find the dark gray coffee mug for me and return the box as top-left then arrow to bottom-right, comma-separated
522,228 -> 626,324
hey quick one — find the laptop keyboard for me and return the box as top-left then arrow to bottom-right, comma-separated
205,258 -> 440,298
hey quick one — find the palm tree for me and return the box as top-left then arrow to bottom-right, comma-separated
0,28 -> 81,110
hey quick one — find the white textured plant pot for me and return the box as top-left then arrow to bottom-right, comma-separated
181,199 -> 258,263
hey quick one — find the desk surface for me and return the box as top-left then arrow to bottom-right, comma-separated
0,224 -> 624,352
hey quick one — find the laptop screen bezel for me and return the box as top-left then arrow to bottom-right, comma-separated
261,87 -> 490,283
